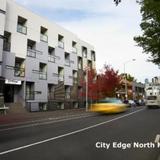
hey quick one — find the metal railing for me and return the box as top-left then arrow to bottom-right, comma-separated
58,75 -> 64,81
48,55 -> 55,63
72,47 -> 77,54
40,34 -> 48,42
14,67 -> 25,77
58,41 -> 64,49
39,72 -> 47,80
27,48 -> 36,58
17,24 -> 27,35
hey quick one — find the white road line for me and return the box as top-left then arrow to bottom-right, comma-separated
0,114 -> 93,132
155,134 -> 160,143
0,108 -> 144,155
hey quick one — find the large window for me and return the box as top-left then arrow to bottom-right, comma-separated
3,31 -> 11,52
58,34 -> 64,49
72,41 -> 77,53
14,57 -> 25,77
17,16 -> 27,35
48,46 -> 55,63
40,26 -> 48,42
39,63 -> 47,80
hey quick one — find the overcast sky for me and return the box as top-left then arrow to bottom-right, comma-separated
15,0 -> 160,82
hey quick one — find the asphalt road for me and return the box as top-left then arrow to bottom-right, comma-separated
0,106 -> 160,160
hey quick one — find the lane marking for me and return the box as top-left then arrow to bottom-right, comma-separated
155,134 -> 160,143
0,108 -> 144,155
0,114 -> 93,132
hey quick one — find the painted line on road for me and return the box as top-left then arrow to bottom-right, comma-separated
0,114 -> 94,132
0,108 -> 144,155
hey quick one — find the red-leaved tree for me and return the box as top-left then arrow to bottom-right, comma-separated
97,64 -> 121,98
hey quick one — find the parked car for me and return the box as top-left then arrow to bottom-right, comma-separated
89,98 -> 128,114
128,100 -> 136,107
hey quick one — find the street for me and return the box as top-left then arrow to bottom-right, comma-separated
0,106 -> 160,160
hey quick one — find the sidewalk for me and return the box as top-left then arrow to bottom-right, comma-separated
0,108 -> 89,126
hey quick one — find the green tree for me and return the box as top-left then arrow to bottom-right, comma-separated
134,0 -> 160,65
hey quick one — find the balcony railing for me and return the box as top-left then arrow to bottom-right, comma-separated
40,34 -> 48,42
65,59 -> 70,66
17,24 -> 27,35
3,41 -> 11,52
14,67 -> 25,77
58,41 -> 64,49
26,91 -> 35,100
48,92 -> 55,100
58,75 -> 64,81
72,47 -> 77,54
48,55 -> 55,63
39,72 -> 47,80
27,48 -> 36,58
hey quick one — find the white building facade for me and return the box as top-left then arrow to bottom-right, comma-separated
0,0 -> 96,111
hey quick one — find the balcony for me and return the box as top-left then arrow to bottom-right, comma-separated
58,41 -> 64,49
39,72 -> 47,80
40,34 -> 48,42
3,41 -> 10,52
14,67 -> 25,77
27,48 -> 36,58
72,47 -> 77,54
48,55 -> 55,63
58,75 -> 64,82
65,59 -> 70,66
26,91 -> 35,100
17,24 -> 27,35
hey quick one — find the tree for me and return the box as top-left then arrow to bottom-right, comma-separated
120,73 -> 136,82
98,64 -> 121,98
134,0 -> 160,65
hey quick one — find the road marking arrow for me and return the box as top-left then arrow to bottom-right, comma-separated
155,134 -> 160,143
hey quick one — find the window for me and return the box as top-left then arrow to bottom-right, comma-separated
39,63 -> 47,80
65,86 -> 71,99
27,39 -> 36,58
14,57 -> 25,77
26,82 -> 35,100
17,16 -> 27,35
72,41 -> 77,53
78,56 -> 83,69
88,60 -> 92,69
58,34 -> 64,49
3,31 -> 11,52
82,46 -> 87,58
48,84 -> 55,100
40,26 -> 48,42
58,67 -> 64,81
65,52 -> 70,66
73,70 -> 78,84
48,46 -> 55,63
91,50 -> 96,61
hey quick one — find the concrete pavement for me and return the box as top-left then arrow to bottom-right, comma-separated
0,108 -> 89,126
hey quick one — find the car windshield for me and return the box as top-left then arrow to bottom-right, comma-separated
147,96 -> 157,100
98,98 -> 123,104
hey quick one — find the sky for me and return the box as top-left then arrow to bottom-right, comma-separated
15,0 -> 160,82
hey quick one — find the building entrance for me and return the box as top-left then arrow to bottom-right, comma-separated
4,85 -> 14,103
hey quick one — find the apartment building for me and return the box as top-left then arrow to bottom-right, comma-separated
0,0 -> 96,111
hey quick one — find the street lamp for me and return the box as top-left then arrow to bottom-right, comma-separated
123,59 -> 136,99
